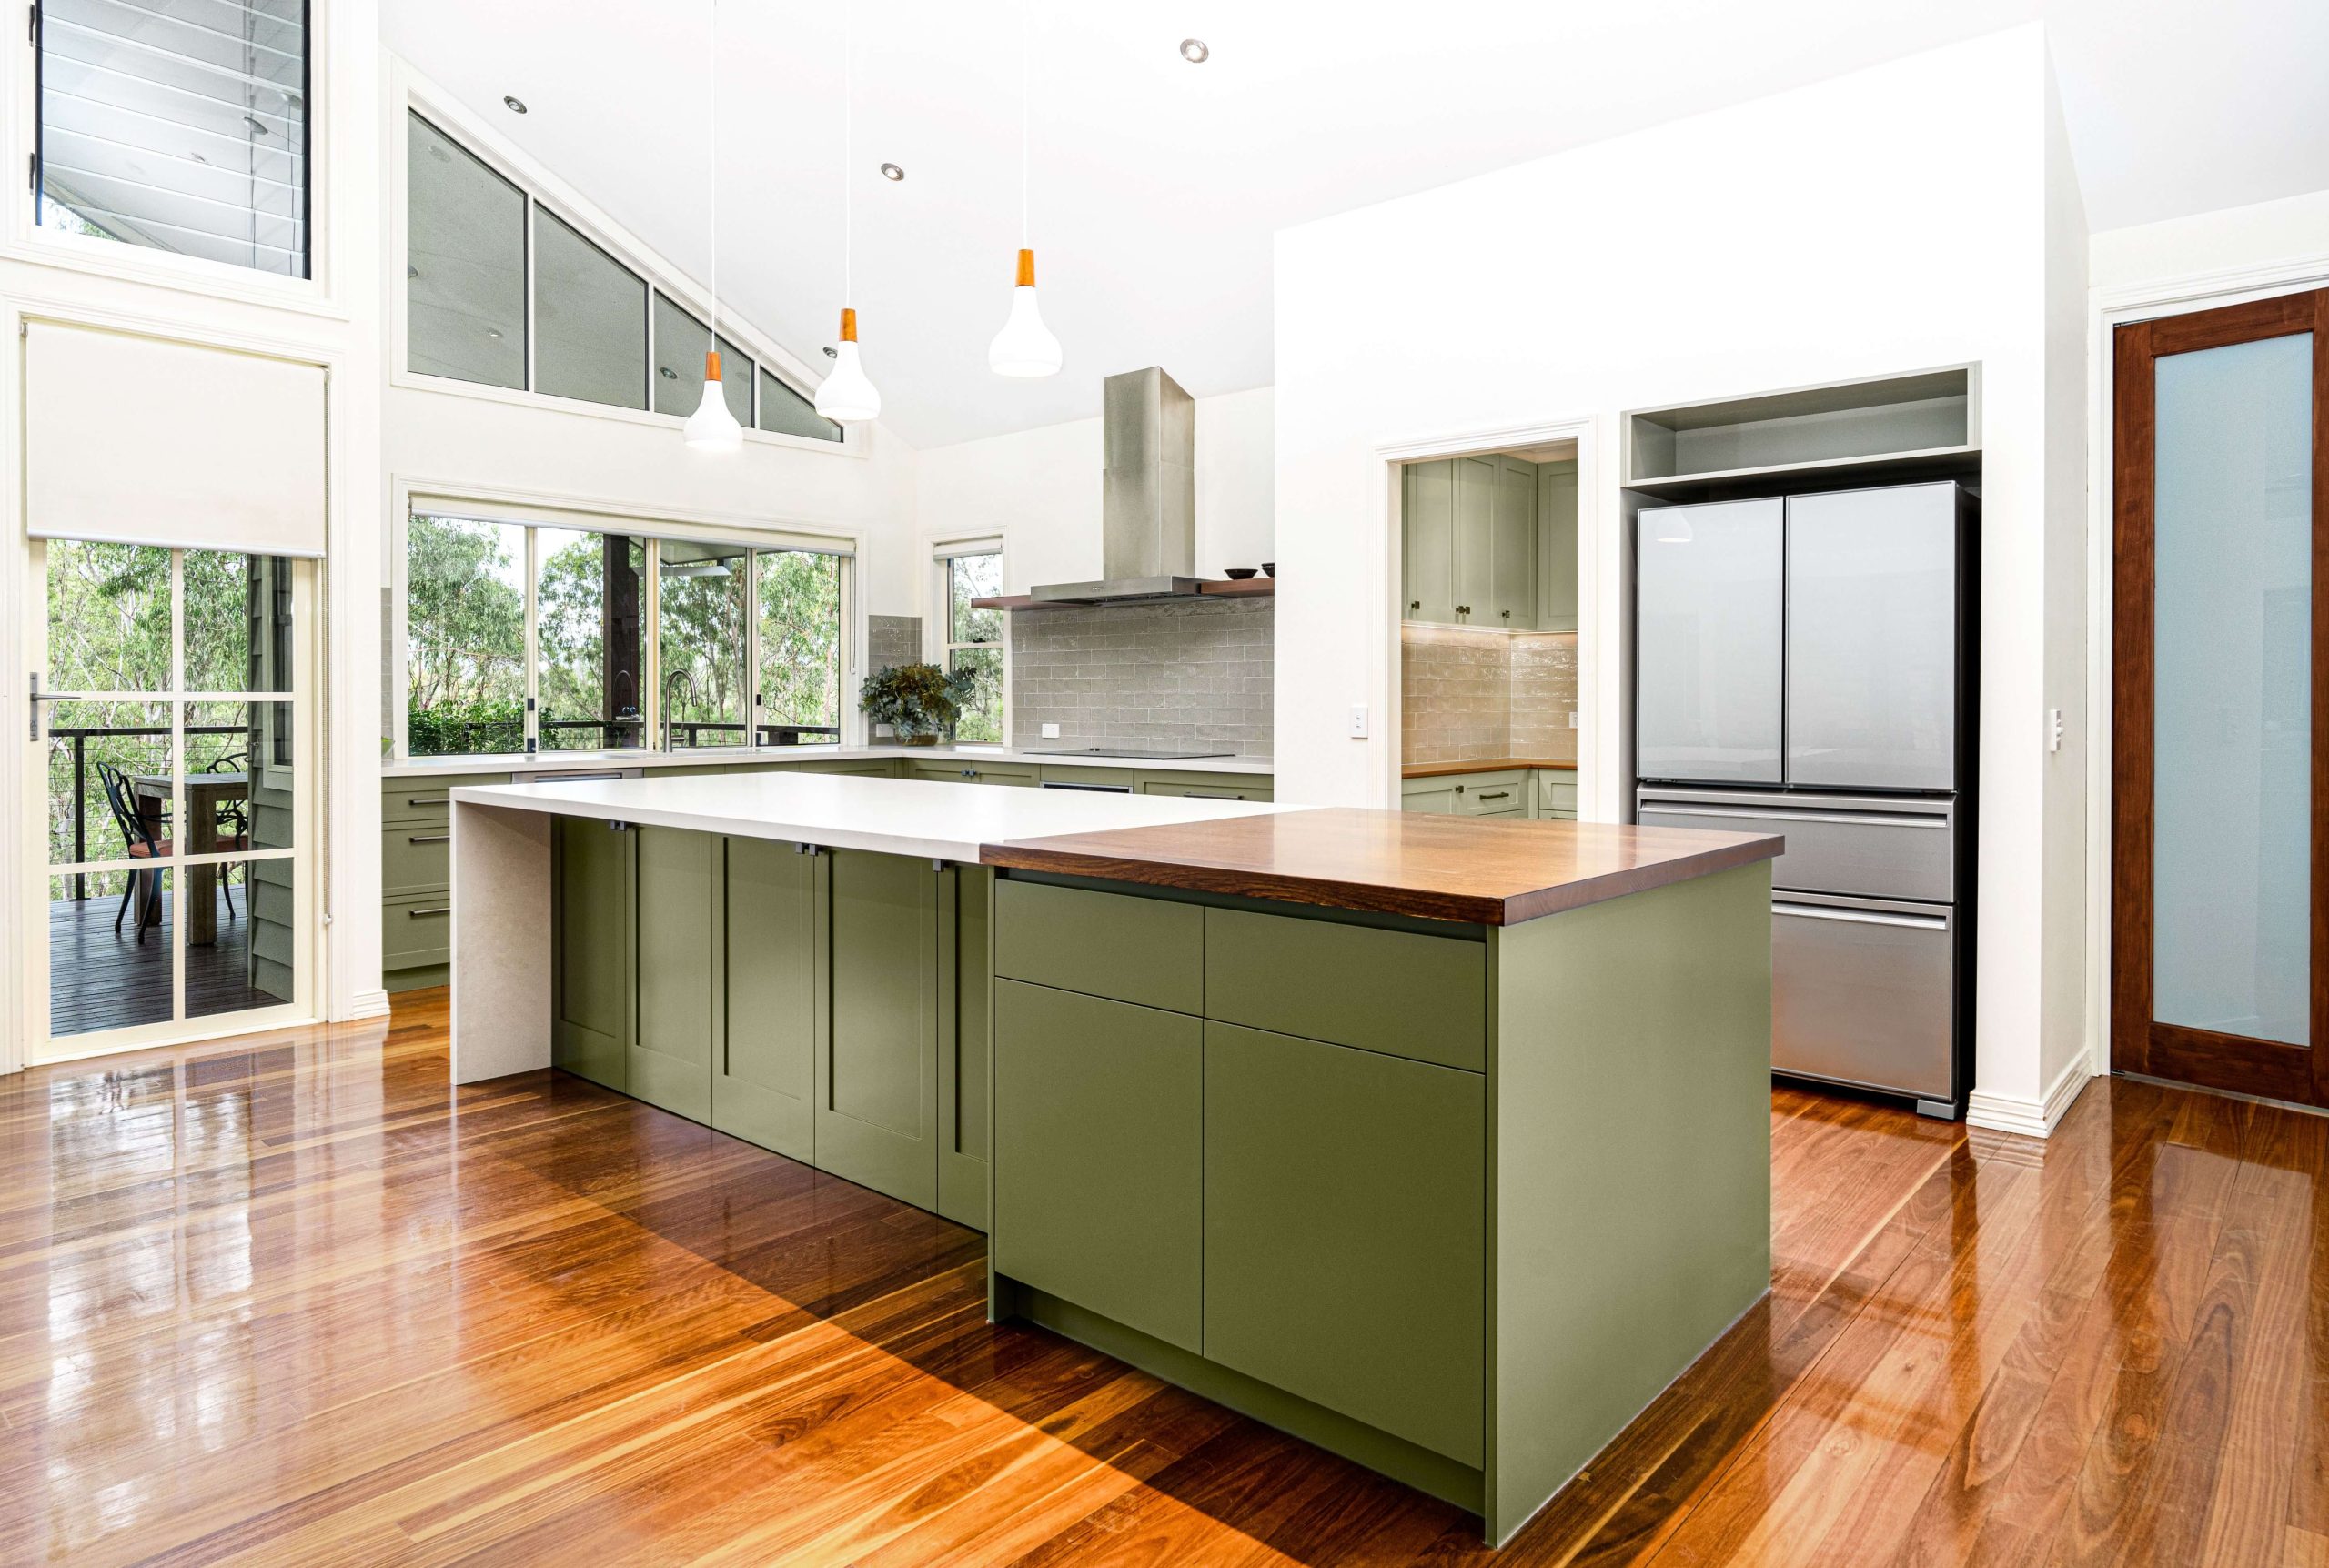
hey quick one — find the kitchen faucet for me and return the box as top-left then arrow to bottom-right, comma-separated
663,669 -> 699,751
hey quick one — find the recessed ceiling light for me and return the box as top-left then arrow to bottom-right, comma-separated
503,95 -> 528,114
1179,38 -> 1209,63
485,327 -> 504,338
191,151 -> 207,165
407,265 -> 419,279
244,115 -> 270,136
659,366 -> 678,379
822,346 -> 838,358
879,162 -> 904,182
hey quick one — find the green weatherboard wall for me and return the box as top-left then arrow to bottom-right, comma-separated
986,864 -> 1773,1546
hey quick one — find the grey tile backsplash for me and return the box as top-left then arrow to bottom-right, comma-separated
1009,597 -> 1273,754
867,614 -> 922,670
1401,624 -> 1578,765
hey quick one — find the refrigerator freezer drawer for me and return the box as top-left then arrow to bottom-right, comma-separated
1637,789 -> 1953,903
1772,894 -> 1955,1102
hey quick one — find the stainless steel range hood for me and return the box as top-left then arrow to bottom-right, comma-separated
1029,367 -> 1200,604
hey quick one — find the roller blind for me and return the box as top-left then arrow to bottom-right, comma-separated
25,320 -> 327,557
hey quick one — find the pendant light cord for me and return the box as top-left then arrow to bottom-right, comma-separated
1018,0 -> 1030,246
843,0 -> 854,302
706,0 -> 718,342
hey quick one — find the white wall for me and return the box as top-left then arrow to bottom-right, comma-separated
2092,187 -> 2329,294
914,384 -> 1275,596
1269,25 -> 2086,1128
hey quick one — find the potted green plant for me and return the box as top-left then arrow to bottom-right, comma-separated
859,661 -> 981,745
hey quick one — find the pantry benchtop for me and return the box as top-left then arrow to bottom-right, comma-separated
983,807 -> 1781,925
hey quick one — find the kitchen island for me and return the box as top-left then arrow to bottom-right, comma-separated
446,772 -> 1780,1545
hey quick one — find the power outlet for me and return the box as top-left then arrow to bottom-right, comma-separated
1348,704 -> 1369,739
1568,711 -> 1579,729
2048,708 -> 2064,754
1041,722 -> 1061,739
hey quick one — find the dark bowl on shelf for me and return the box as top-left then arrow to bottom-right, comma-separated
1224,567 -> 1259,580
1261,561 -> 1276,577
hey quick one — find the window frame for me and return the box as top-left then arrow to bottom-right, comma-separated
394,496 -> 860,760
933,539 -> 1007,746
392,85 -> 852,455
12,0 -> 335,309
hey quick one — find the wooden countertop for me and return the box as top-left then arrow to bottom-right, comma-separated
1401,757 -> 1578,779
983,809 -> 1780,926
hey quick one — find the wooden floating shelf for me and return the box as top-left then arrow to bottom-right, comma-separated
970,578 -> 1275,611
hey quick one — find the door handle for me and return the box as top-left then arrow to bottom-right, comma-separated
408,906 -> 450,918
27,671 -> 73,741
1773,901 -> 1948,931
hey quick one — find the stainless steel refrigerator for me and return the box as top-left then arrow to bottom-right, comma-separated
1634,481 -> 1977,1117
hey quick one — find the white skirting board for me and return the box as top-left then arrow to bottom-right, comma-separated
1966,1054 -> 2095,1139
345,989 -> 392,1021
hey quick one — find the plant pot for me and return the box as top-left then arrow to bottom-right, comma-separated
900,732 -> 941,747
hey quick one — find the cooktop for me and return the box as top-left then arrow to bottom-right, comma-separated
1025,747 -> 1235,761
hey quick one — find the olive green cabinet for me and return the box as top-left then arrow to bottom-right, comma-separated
1133,769 -> 1273,802
715,836 -> 817,1162
551,815 -> 631,1091
1489,457 -> 1538,628
1404,457 -> 1457,624
937,866 -> 993,1228
993,980 -> 1204,1352
631,828 -> 717,1122
902,758 -> 1039,788
815,849 -> 941,1211
1203,1020 -> 1486,1466
1403,453 -> 1558,630
380,771 -> 508,992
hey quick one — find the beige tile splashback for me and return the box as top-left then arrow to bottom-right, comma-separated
1401,624 -> 1578,765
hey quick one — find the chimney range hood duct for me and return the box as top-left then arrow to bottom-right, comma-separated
1030,367 -> 1200,604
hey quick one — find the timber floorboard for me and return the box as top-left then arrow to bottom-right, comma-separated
3,989 -> 2325,1564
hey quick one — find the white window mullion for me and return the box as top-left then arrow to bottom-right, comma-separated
743,548 -> 761,748
522,525 -> 540,753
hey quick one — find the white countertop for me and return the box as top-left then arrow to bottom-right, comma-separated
451,770 -> 1296,864
388,743 -> 1274,779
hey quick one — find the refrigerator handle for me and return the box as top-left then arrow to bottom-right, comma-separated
1649,802 -> 1947,831
1773,901 -> 1949,931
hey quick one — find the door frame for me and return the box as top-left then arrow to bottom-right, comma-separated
2090,258 -> 2329,1095
1373,416 -> 1606,819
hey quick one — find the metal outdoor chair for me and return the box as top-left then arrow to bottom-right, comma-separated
206,752 -> 251,920
95,760 -> 168,943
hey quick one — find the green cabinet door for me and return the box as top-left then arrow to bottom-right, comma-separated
630,827 -> 715,1122
714,836 -> 817,1161
815,848 -> 939,1210
993,980 -> 1203,1352
1492,456 -> 1538,629
1203,1020 -> 1486,1466
937,864 -> 993,1229
1452,457 -> 1497,622
1538,459 -> 1579,633
551,815 -> 631,1091
1403,458 -> 1455,624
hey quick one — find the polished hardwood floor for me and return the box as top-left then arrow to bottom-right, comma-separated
5,990 -> 2325,1565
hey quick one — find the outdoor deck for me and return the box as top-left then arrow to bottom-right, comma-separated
48,883 -> 276,1038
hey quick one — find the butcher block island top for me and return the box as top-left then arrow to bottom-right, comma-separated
986,807 -> 1780,925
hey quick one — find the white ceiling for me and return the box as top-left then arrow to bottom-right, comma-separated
383,0 -> 2329,449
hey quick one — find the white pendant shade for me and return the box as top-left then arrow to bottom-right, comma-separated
815,308 -> 881,423
989,250 -> 1062,378
682,350 -> 744,451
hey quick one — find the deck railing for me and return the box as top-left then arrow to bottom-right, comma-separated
50,723 -> 248,901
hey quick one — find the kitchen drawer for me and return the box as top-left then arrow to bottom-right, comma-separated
904,759 -> 1040,788
1637,789 -> 1952,902
1134,769 -> 1273,801
994,980 -> 1204,1352
1204,907 -> 1484,1071
382,891 -> 453,969
380,825 -> 451,898
382,772 -> 508,825
1772,892 -> 1955,1101
788,757 -> 900,777
1535,770 -> 1578,819
1041,765 -> 1135,789
994,878 -> 1203,1013
1452,769 -> 1527,816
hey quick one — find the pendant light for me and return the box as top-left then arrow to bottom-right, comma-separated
684,0 -> 744,450
815,0 -> 882,423
987,0 -> 1061,377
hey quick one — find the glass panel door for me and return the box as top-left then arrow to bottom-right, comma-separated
2113,288 -> 2328,1107
25,540 -> 313,1060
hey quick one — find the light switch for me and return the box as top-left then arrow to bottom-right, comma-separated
1568,711 -> 1579,729
1042,722 -> 1061,739
1348,704 -> 1369,739
2048,708 -> 2064,754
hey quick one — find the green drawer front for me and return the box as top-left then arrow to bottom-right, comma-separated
1538,771 -> 1578,818
1040,765 -> 1134,789
1203,1020 -> 1485,1465
1204,907 -> 1485,1071
904,759 -> 1040,788
382,772 -> 508,825
382,892 -> 453,969
380,826 -> 451,898
1134,769 -> 1272,801
993,878 -> 1203,1014
788,757 -> 898,777
1453,770 -> 1527,817
994,980 -> 1204,1353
